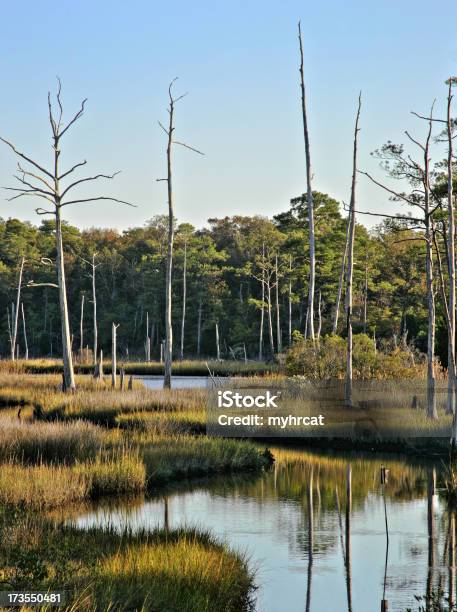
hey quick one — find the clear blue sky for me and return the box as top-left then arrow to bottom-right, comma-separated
0,0 -> 455,231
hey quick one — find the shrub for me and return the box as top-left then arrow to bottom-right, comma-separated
285,333 -> 426,379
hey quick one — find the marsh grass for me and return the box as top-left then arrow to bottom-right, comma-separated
0,512 -> 255,612
0,451 -> 146,509
0,358 -> 277,377
142,436 -> 265,484
0,419 -> 103,464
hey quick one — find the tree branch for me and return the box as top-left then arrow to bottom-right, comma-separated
0,137 -> 54,179
59,160 -> 87,180
60,171 -> 121,198
61,196 -> 136,208
59,98 -> 88,138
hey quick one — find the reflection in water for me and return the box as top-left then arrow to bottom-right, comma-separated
73,448 -> 457,612
345,464 -> 352,612
306,467 -> 313,612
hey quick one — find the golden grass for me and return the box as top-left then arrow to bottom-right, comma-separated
0,514 -> 255,612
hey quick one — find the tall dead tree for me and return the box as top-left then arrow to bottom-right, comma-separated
157,79 -> 203,389
0,81 -> 134,391
298,22 -> 316,341
446,78 -> 457,420
11,257 -> 25,360
344,94 -> 362,408
21,302 -> 29,360
360,105 -> 438,419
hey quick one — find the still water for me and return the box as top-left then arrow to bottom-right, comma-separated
138,375 -> 209,389
75,447 -> 453,612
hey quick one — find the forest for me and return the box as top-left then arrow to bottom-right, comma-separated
0,199 -> 437,364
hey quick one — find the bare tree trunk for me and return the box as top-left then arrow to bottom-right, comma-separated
197,299 -> 202,356
92,254 -> 98,367
275,254 -> 282,352
424,120 -> 437,419
259,243 -> 265,360
180,241 -> 187,360
267,280 -> 275,358
363,254 -> 368,334
288,254 -> 293,346
80,293 -> 85,354
163,90 -> 175,390
11,257 -> 25,361
317,290 -> 322,340
7,306 -> 12,357
345,95 -> 361,408
21,302 -> 29,360
446,80 -> 457,420
145,311 -> 151,361
298,22 -> 315,341
111,323 -> 119,388
333,217 -> 350,334
56,206 -> 75,392
215,321 -> 221,361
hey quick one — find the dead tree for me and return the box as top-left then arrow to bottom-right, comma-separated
145,311 -> 151,361
333,216 -> 350,334
112,323 -> 119,388
288,254 -> 293,346
298,22 -> 316,341
21,302 -> 29,360
360,105 -> 438,419
81,253 -> 101,366
275,254 -> 282,352
11,257 -> 25,360
259,242 -> 265,360
197,299 -> 203,357
79,293 -> 85,355
0,81 -> 134,391
157,79 -> 203,389
317,290 -> 322,340
345,94 -> 362,408
180,240 -> 187,360
445,78 -> 457,418
215,321 -> 221,361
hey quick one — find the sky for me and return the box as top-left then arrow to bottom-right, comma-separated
0,0 -> 456,232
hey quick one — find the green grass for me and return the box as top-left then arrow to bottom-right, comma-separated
141,435 -> 267,484
0,511 -> 255,612
0,451 -> 146,509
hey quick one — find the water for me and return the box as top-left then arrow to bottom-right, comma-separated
137,375 -> 209,389
74,447 -> 452,612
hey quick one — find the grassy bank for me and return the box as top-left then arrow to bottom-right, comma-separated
0,374 -> 268,508
0,510 -> 255,612
0,357 -> 279,377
